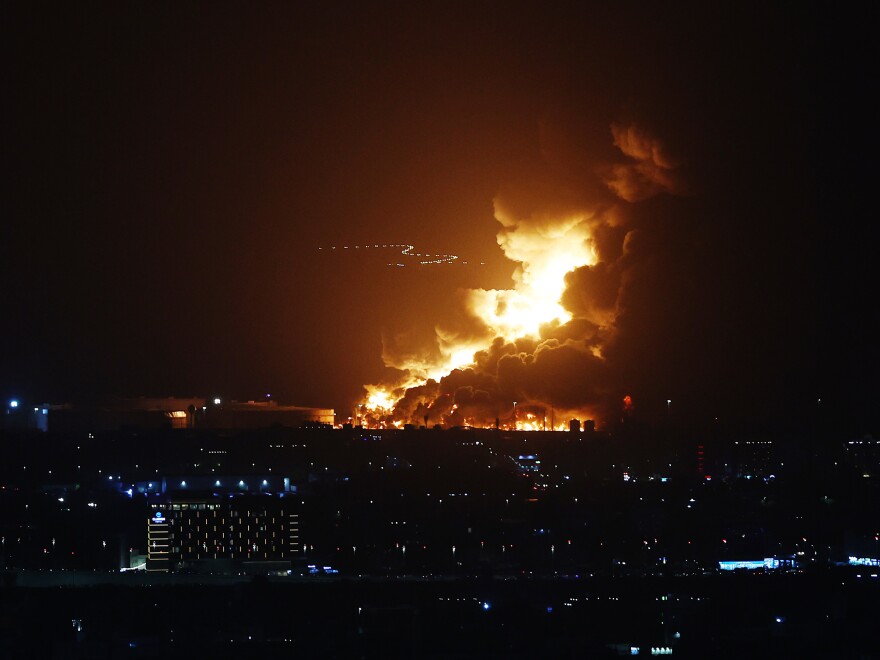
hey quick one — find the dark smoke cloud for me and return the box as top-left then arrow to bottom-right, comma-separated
369,120 -> 686,428
604,122 -> 687,202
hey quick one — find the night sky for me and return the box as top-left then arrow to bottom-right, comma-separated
2,4 -> 873,433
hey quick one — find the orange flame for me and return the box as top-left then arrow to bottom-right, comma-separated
361,208 -> 602,427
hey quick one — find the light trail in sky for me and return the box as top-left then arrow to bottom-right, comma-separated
318,243 -> 483,267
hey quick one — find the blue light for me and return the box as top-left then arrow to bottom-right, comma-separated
848,556 -> 880,566
482,602 -> 490,611
719,560 -> 773,571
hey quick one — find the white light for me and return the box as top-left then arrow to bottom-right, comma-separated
9,400 -> 18,408
213,398 -> 221,405
180,481 -> 186,487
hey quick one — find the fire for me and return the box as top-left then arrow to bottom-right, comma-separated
425,346 -> 482,381
468,213 -> 597,339
364,386 -> 396,413
361,208 -> 602,428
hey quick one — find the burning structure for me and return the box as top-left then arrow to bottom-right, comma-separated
359,123 -> 685,430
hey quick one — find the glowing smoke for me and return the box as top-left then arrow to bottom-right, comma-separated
359,122 -> 684,429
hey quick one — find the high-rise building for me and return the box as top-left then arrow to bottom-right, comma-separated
146,494 -> 299,573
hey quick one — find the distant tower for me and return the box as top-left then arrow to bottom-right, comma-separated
569,419 -> 581,433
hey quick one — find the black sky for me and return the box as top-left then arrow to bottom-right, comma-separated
1,3 -> 873,434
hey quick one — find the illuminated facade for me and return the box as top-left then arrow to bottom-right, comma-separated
718,557 -> 796,571
146,509 -> 169,571
146,495 -> 299,572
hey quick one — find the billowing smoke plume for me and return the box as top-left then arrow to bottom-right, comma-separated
361,121 -> 685,429
604,122 -> 686,202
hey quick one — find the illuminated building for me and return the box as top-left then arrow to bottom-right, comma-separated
146,509 -> 169,571
200,400 -> 334,429
718,557 -> 795,571
147,495 -> 299,573
33,398 -> 204,432
728,440 -> 775,478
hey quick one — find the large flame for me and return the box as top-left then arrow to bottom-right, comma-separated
467,212 -> 596,339
353,122 -> 684,429
360,208 -> 600,427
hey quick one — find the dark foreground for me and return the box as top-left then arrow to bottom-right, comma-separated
1,571 -> 877,659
